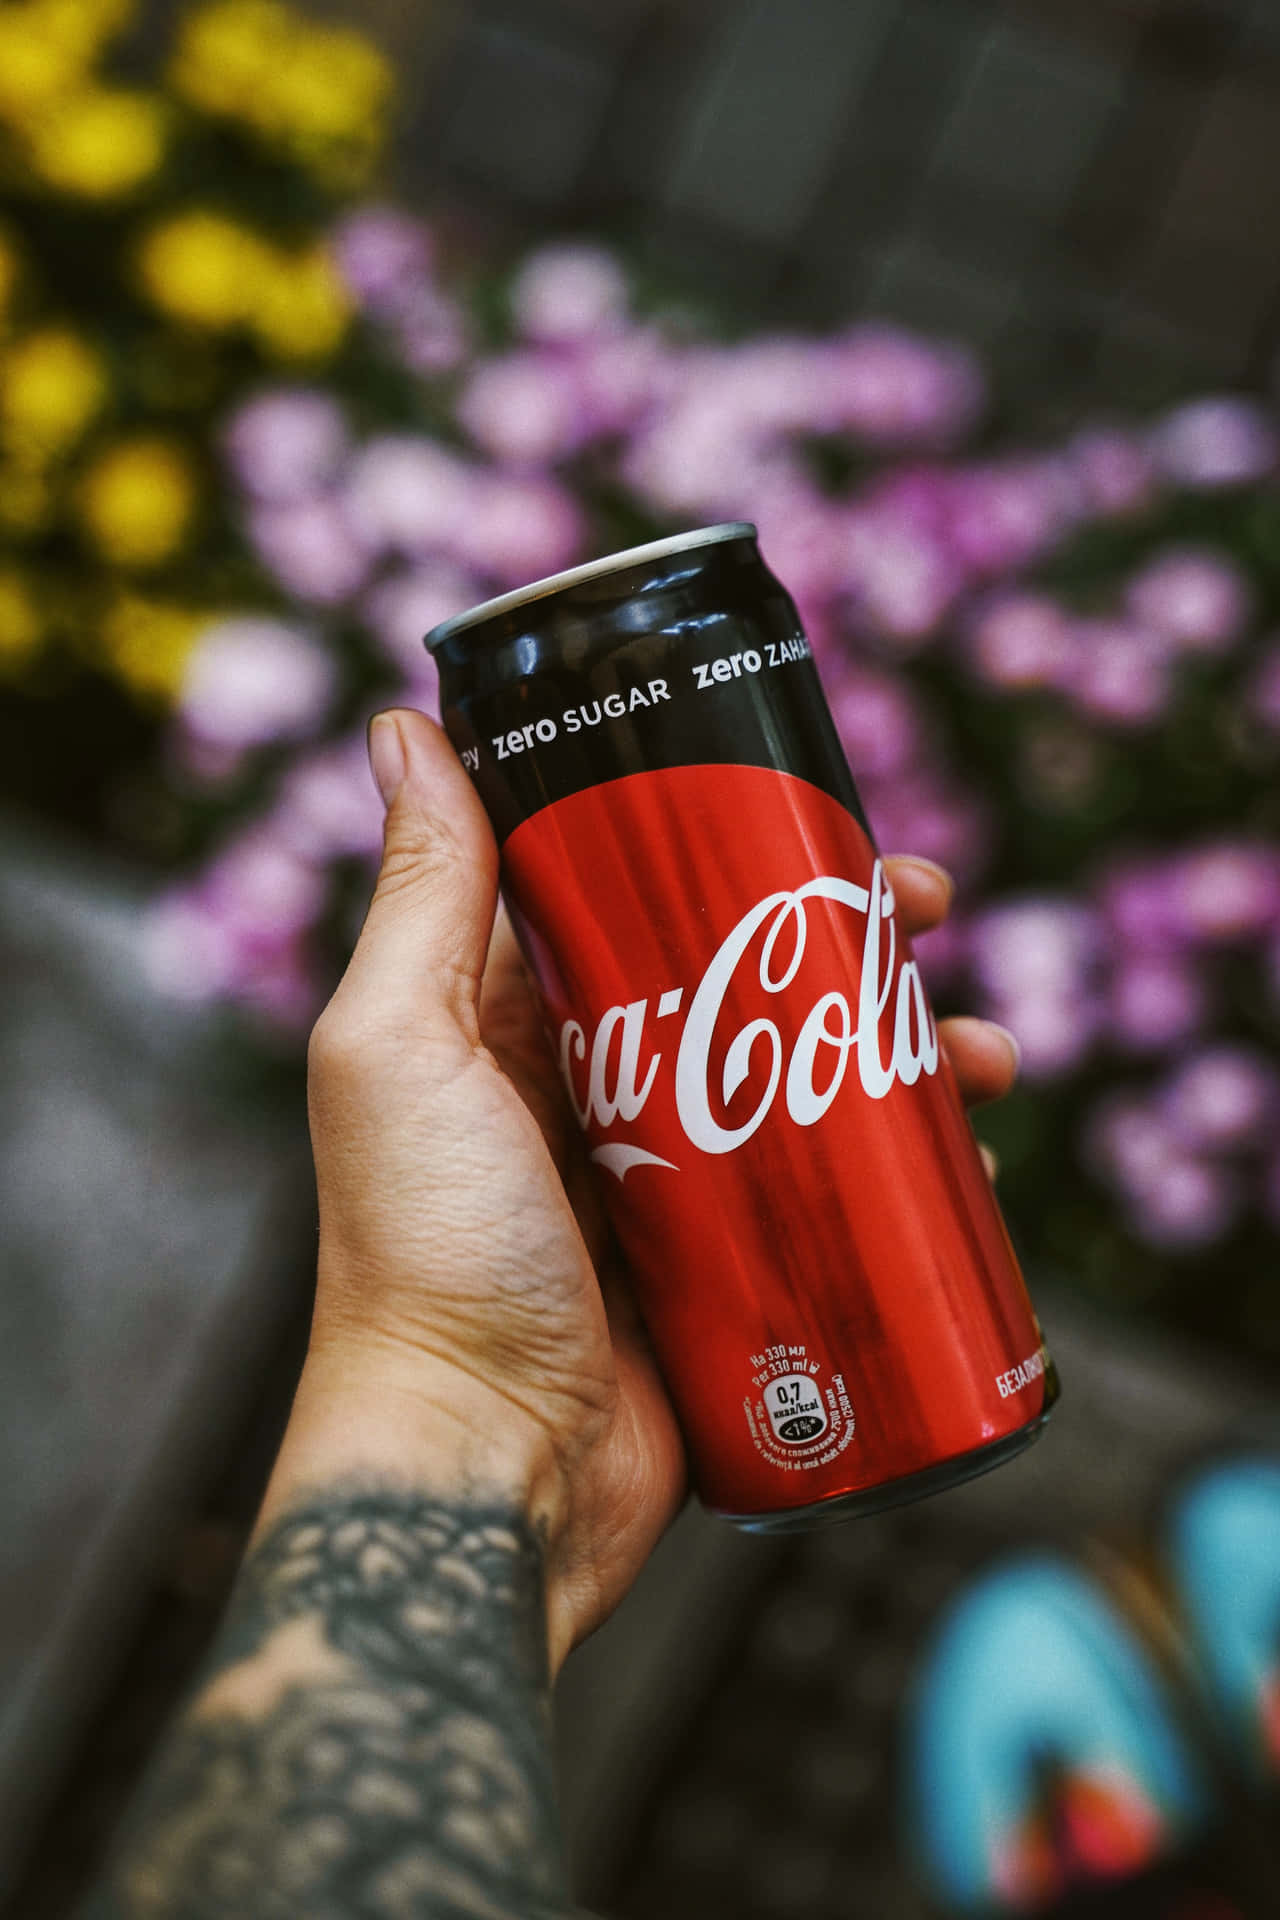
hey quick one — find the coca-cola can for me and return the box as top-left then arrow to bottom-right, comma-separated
426,523 -> 1058,1530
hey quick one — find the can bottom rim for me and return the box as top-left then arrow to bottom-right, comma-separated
712,1380 -> 1059,1536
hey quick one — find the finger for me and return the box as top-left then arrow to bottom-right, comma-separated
479,912 -> 613,1255
336,710 -> 498,1032
478,912 -> 566,1135
938,1015 -> 1020,1107
884,855 -> 954,937
979,1143 -> 999,1182
481,906 -> 527,1007
478,909 -> 541,1073
481,913 -> 576,1141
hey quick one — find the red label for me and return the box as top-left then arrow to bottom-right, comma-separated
505,764 -> 1049,1518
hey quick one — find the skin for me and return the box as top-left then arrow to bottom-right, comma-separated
88,710 -> 1020,1919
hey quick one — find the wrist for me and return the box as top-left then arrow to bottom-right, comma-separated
259,1335 -> 576,1658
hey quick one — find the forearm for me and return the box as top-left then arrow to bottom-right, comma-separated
85,1360 -> 583,1920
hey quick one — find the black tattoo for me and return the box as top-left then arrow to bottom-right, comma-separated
84,1494 -> 582,1919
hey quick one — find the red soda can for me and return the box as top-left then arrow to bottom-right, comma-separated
427,523 -> 1058,1531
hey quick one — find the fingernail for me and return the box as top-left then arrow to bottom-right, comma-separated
989,1023 -> 1022,1074
368,713 -> 406,810
896,855 -> 955,903
979,1143 -> 1000,1182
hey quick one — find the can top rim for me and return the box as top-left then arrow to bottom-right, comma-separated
423,522 -> 757,651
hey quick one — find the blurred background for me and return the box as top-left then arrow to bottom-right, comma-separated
1,0 -> 1278,1913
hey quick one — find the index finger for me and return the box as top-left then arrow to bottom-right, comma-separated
884,855 -> 955,937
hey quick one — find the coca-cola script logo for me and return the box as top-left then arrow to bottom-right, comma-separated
558,859 -> 939,1178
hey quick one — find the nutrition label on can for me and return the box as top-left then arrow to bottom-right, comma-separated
743,1343 -> 856,1473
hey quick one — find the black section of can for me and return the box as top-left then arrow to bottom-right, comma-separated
429,528 -> 871,845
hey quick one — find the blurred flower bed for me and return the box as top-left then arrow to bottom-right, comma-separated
0,0 -> 386,730
2,0 -> 1277,1367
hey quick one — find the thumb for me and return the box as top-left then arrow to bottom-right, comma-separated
341,708 -> 499,1029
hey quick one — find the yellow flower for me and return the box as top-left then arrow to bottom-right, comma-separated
0,0 -> 134,122
138,215 -> 348,358
0,567 -> 42,671
79,436 -> 197,567
138,211 -> 271,330
171,0 -> 389,181
99,590 -> 204,699
42,0 -> 137,47
2,328 -> 108,454
26,88 -> 167,198
0,6 -> 93,120
250,244 -> 349,360
264,26 -> 389,162
170,0 -> 291,120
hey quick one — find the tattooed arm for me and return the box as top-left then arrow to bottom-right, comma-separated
89,708 -> 688,1919
91,1493 -> 574,1919
89,712 -> 1016,1917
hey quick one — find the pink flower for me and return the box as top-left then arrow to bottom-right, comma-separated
332,207 -> 432,312
144,888 -> 244,1002
1086,1085 -> 1256,1249
790,597 -> 844,681
1148,398 -> 1277,489
344,437 -> 476,558
970,899 -> 1102,997
627,417 -> 775,518
714,338 -> 837,436
223,391 -> 349,503
178,616 -> 336,757
987,989 -> 1100,1079
867,466 -> 954,536
450,473 -> 585,585
1126,1157 -> 1239,1250
842,509 -> 961,644
1160,1046 -> 1277,1151
863,774 -> 989,882
275,733 -> 388,862
1084,1089 -> 1238,1246
248,495 -> 371,604
827,664 -> 925,779
945,460 -> 1077,575
967,592 -> 1073,690
1108,953 -> 1207,1052
828,327 -> 983,447
1170,843 -> 1280,942
1124,548 -> 1252,654
1071,427 -> 1158,518
621,362 -> 804,519
1066,619 -> 1172,727
204,828 -> 328,937
620,337 -> 843,518
144,827 -> 329,1015
457,352 -> 587,466
1085,1094 -> 1182,1191
1099,858 -> 1185,950
394,285 -> 468,373
754,483 -> 844,605
574,328 -> 676,436
362,562 -> 478,688
511,245 -> 629,344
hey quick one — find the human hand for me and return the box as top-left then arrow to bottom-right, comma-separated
269,709 -> 1021,1674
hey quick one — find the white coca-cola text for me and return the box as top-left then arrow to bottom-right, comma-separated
559,860 -> 938,1168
